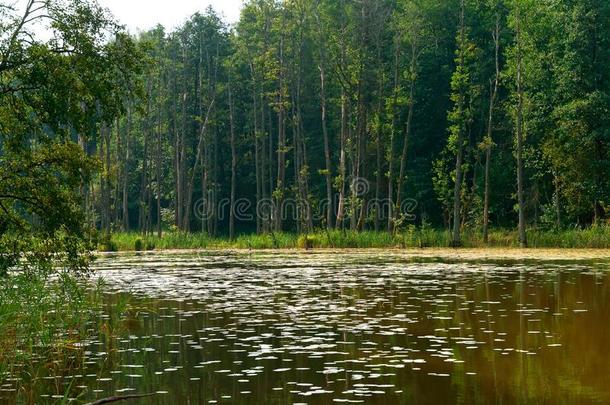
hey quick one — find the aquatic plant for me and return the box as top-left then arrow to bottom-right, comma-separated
0,273 -> 105,402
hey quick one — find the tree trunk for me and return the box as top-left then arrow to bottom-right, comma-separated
250,63 -> 262,234
172,54 -> 183,230
396,50 -> 416,227
515,4 -> 528,248
122,102 -> 131,232
554,172 -> 561,228
387,38 -> 399,233
336,90 -> 347,230
374,40 -> 384,232
260,93 -> 268,233
275,31 -> 287,232
113,117 -> 121,227
99,121 -> 111,235
451,1 -> 467,247
156,84 -> 162,238
139,79 -> 152,234
483,15 -> 501,244
183,99 -> 215,232
228,74 -> 237,240
317,36 -> 333,229
483,143 -> 492,242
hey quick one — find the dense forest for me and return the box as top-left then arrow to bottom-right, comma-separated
2,0 -> 610,252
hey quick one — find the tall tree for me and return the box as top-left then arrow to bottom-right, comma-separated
448,0 -> 479,246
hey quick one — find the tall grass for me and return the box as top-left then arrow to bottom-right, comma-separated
103,226 -> 610,251
0,272 -> 104,400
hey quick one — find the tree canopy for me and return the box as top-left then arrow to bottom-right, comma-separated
2,0 -> 610,258
0,0 -> 141,273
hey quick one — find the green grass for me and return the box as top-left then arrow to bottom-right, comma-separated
0,272 -> 105,400
103,226 -> 610,252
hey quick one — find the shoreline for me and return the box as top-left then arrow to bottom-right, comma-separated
95,247 -> 610,262
100,229 -> 610,253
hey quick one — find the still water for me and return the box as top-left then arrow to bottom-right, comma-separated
13,252 -> 610,403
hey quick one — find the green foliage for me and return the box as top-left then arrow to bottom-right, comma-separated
297,234 -> 316,249
3,0 -> 610,250
0,272 -> 103,389
0,0 -> 141,274
105,227 -> 610,250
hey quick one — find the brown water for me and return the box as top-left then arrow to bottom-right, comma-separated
9,252 -> 610,404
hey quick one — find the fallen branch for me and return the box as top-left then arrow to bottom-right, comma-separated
85,393 -> 155,405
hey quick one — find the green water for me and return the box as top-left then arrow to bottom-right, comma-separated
4,252 -> 610,404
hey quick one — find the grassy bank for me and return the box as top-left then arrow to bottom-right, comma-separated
101,227 -> 610,252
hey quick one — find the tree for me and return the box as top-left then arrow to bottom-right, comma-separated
482,0 -> 503,243
0,0 -> 139,273
507,0 -> 529,247
447,0 -> 479,246
390,0 -> 432,232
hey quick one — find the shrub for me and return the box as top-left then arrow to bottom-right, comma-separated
297,235 -> 317,249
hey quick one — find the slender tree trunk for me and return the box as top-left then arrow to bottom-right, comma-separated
554,171 -> 561,228
139,79 -> 152,234
268,106 -> 274,231
228,73 -> 237,240
122,103 -> 131,232
483,15 -> 501,244
249,63 -> 261,234
97,123 -> 105,230
183,100 -> 215,232
294,17 -> 311,233
291,98 -> 300,233
356,102 -> 368,231
171,68 -> 179,229
483,141 -> 492,241
515,6 -> 528,248
99,121 -> 111,235
452,137 -> 465,246
388,38 -> 399,233
396,50 -> 416,226
156,81 -> 162,238
113,117 -> 121,227
451,1 -> 467,247
317,38 -> 333,229
336,91 -> 347,229
351,96 -> 363,231
104,122 -> 111,234
374,41 -> 384,232
179,39 -> 190,231
275,28 -> 287,232
198,40 -> 207,235
209,126 -> 218,236
300,114 -> 313,231
260,94 -> 268,233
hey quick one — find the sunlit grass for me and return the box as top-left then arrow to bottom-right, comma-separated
104,226 -> 610,251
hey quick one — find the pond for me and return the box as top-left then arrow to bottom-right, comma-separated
7,251 -> 610,404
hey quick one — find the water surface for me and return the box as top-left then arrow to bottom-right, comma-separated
7,251 -> 610,404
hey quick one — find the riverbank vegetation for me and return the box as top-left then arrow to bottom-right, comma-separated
105,226 -> 610,251
0,274 -> 103,397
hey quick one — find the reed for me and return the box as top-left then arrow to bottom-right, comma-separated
0,273 -> 104,400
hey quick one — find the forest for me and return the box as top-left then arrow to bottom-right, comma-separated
2,0 -> 610,254
2,1 -> 610,403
